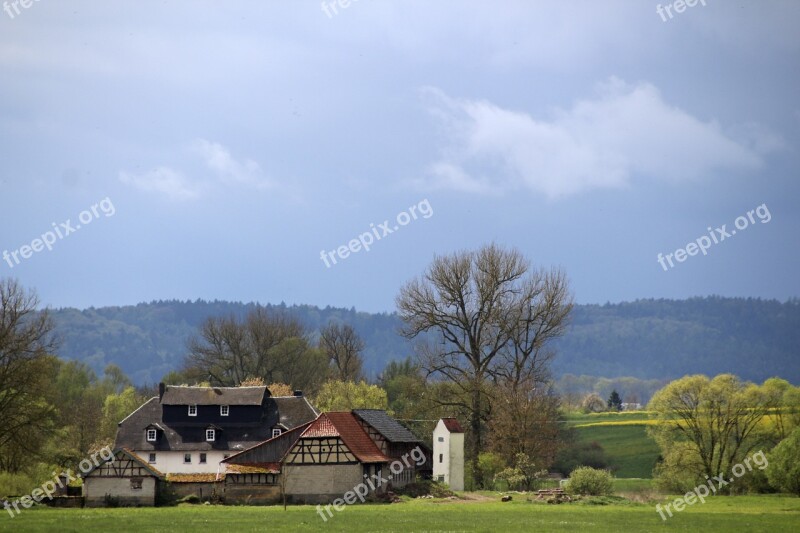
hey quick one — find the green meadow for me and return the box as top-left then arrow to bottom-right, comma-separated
565,411 -> 661,478
2,494 -> 798,533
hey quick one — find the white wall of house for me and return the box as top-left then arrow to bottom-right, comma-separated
135,450 -> 231,474
432,420 -> 464,491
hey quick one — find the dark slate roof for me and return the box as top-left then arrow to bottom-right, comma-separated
223,423 -> 312,465
114,395 -> 318,452
353,409 -> 425,443
160,385 -> 267,406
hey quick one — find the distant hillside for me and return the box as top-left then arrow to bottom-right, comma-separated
48,297 -> 800,386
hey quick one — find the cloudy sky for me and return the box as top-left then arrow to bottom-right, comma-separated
1,1 -> 798,312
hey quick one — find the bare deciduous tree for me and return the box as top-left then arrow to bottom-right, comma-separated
319,322 -> 364,382
184,308 -> 326,392
396,243 -> 572,478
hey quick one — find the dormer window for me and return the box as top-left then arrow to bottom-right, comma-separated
220,405 -> 229,417
146,429 -> 157,442
206,429 -> 216,442
188,405 -> 197,416
272,428 -> 282,438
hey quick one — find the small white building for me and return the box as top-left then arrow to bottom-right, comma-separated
432,418 -> 464,491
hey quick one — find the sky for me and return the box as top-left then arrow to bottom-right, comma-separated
1,0 -> 798,313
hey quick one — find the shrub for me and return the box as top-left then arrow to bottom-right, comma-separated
394,480 -> 454,498
476,453 -> 506,490
178,494 -> 201,504
566,466 -> 613,496
766,428 -> 800,496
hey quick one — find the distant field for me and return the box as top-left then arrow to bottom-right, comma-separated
565,411 -> 660,478
2,494 -> 798,532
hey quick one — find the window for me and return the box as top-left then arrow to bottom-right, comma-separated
130,478 -> 143,490
437,437 -> 444,442
220,405 -> 229,416
206,429 -> 216,442
146,429 -> 157,442
439,454 -> 443,463
188,405 -> 197,416
184,453 -> 192,463
199,453 -> 207,464
272,428 -> 282,438
148,453 -> 157,464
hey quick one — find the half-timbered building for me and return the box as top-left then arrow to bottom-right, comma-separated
82,449 -> 164,507
222,412 -> 392,504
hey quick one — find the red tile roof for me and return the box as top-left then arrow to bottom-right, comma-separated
441,418 -> 465,433
301,413 -> 340,438
324,412 -> 390,464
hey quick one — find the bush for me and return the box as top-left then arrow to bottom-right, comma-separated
566,466 -> 613,496
476,453 -> 506,490
394,480 -> 454,498
766,428 -> 800,495
178,494 -> 201,504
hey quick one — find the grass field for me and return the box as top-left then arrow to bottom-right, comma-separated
565,411 -> 660,478
2,494 -> 798,532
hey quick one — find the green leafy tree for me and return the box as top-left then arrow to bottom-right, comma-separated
313,380 -> 389,412
766,428 -> 800,495
648,374 -> 772,488
762,378 -> 800,442
100,387 -> 141,445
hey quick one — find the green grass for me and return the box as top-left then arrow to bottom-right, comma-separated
2,494 -> 798,532
565,411 -> 660,478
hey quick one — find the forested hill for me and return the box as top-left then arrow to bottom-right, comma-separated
49,297 -> 800,386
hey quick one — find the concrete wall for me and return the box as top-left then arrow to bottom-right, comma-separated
84,477 -> 157,507
284,464 -> 365,504
448,433 -> 464,491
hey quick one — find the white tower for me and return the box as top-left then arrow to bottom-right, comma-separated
432,418 -> 464,491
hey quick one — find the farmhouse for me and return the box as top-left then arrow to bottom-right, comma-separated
114,384 -> 318,476
221,410 -> 432,504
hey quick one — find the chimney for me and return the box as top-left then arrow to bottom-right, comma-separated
293,390 -> 303,397
159,382 -> 166,401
